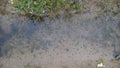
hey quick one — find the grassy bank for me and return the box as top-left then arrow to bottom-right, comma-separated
2,0 -> 120,20
9,0 -> 84,17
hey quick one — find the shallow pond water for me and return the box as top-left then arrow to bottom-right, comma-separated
0,10 -> 120,68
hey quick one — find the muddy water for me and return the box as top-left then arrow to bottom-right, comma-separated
0,12 -> 120,68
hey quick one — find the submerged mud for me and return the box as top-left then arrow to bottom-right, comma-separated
0,13 -> 120,68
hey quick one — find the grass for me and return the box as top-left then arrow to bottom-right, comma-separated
24,64 -> 42,68
96,58 -> 106,65
5,0 -> 120,20
7,0 -> 87,20
10,0 -> 82,16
